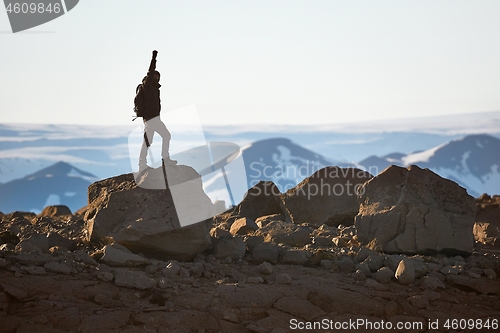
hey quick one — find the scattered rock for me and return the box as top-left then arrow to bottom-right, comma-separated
280,249 -> 312,265
420,276 -> 446,290
259,262 -> 274,274
245,235 -> 264,252
332,236 -> 349,247
365,254 -> 385,272
0,243 -> 14,252
97,271 -> 114,282
246,276 -> 263,284
254,221 -> 312,247
210,227 -> 232,239
373,267 -> 394,284
161,261 -> 181,277
44,261 -> 72,275
21,265 -> 46,275
0,283 -> 29,300
351,270 -> 367,281
355,247 -> 379,263
275,273 -> 292,284
320,259 -> 333,270
229,217 -> 258,236
484,268 -> 497,280
473,222 -> 499,247
16,233 -> 49,254
74,250 -> 98,265
114,269 -> 156,289
214,237 -> 246,261
312,236 -> 332,246
9,253 -> 53,266
251,242 -> 280,264
365,278 -> 388,291
0,231 -> 19,245
356,261 -> 371,277
440,265 -> 464,275
409,295 -> 429,309
384,254 -> 404,271
100,243 -> 150,267
395,259 -> 415,285
336,256 -> 356,273
255,214 -> 286,228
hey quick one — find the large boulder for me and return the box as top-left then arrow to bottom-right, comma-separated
84,165 -> 214,261
38,205 -> 72,217
236,181 -> 284,221
355,165 -> 476,255
281,167 -> 372,226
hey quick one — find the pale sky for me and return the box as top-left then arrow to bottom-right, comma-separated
1,0 -> 500,126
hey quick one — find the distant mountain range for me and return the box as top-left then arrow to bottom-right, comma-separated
0,161 -> 97,214
237,134 -> 500,197
0,117 -> 499,213
241,137 -> 337,192
357,134 -> 500,197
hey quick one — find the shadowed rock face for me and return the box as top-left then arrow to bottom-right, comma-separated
281,167 -> 372,227
39,205 -> 72,217
355,165 -> 476,255
84,166 -> 213,261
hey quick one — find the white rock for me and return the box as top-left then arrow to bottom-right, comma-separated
395,259 -> 415,285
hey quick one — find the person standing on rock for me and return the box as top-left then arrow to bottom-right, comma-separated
137,50 -> 177,172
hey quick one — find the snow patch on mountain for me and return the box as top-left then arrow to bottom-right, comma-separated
242,138 -> 335,192
433,164 -> 500,197
360,134 -> 500,196
402,143 -> 445,165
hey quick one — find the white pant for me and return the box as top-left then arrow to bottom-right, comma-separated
139,116 -> 171,166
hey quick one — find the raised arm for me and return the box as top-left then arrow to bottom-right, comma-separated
147,50 -> 158,76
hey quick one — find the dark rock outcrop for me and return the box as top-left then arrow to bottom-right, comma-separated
355,165 -> 476,255
84,166 -> 214,261
281,167 -> 372,226
236,181 -> 284,221
39,205 -> 72,217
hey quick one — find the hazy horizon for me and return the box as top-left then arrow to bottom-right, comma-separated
2,1 -> 500,126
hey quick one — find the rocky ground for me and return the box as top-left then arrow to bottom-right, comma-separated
1,165 -> 500,333
0,197 -> 499,333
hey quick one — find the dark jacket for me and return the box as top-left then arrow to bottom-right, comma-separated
142,58 -> 161,121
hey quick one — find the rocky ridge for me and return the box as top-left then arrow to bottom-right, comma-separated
0,165 -> 498,332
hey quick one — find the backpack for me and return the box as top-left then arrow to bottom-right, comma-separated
133,84 -> 146,120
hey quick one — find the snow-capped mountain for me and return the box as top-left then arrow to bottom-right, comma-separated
358,134 -> 500,197
0,161 -> 98,214
240,137 -> 339,192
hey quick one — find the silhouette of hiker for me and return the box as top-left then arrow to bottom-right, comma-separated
138,50 -> 177,171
